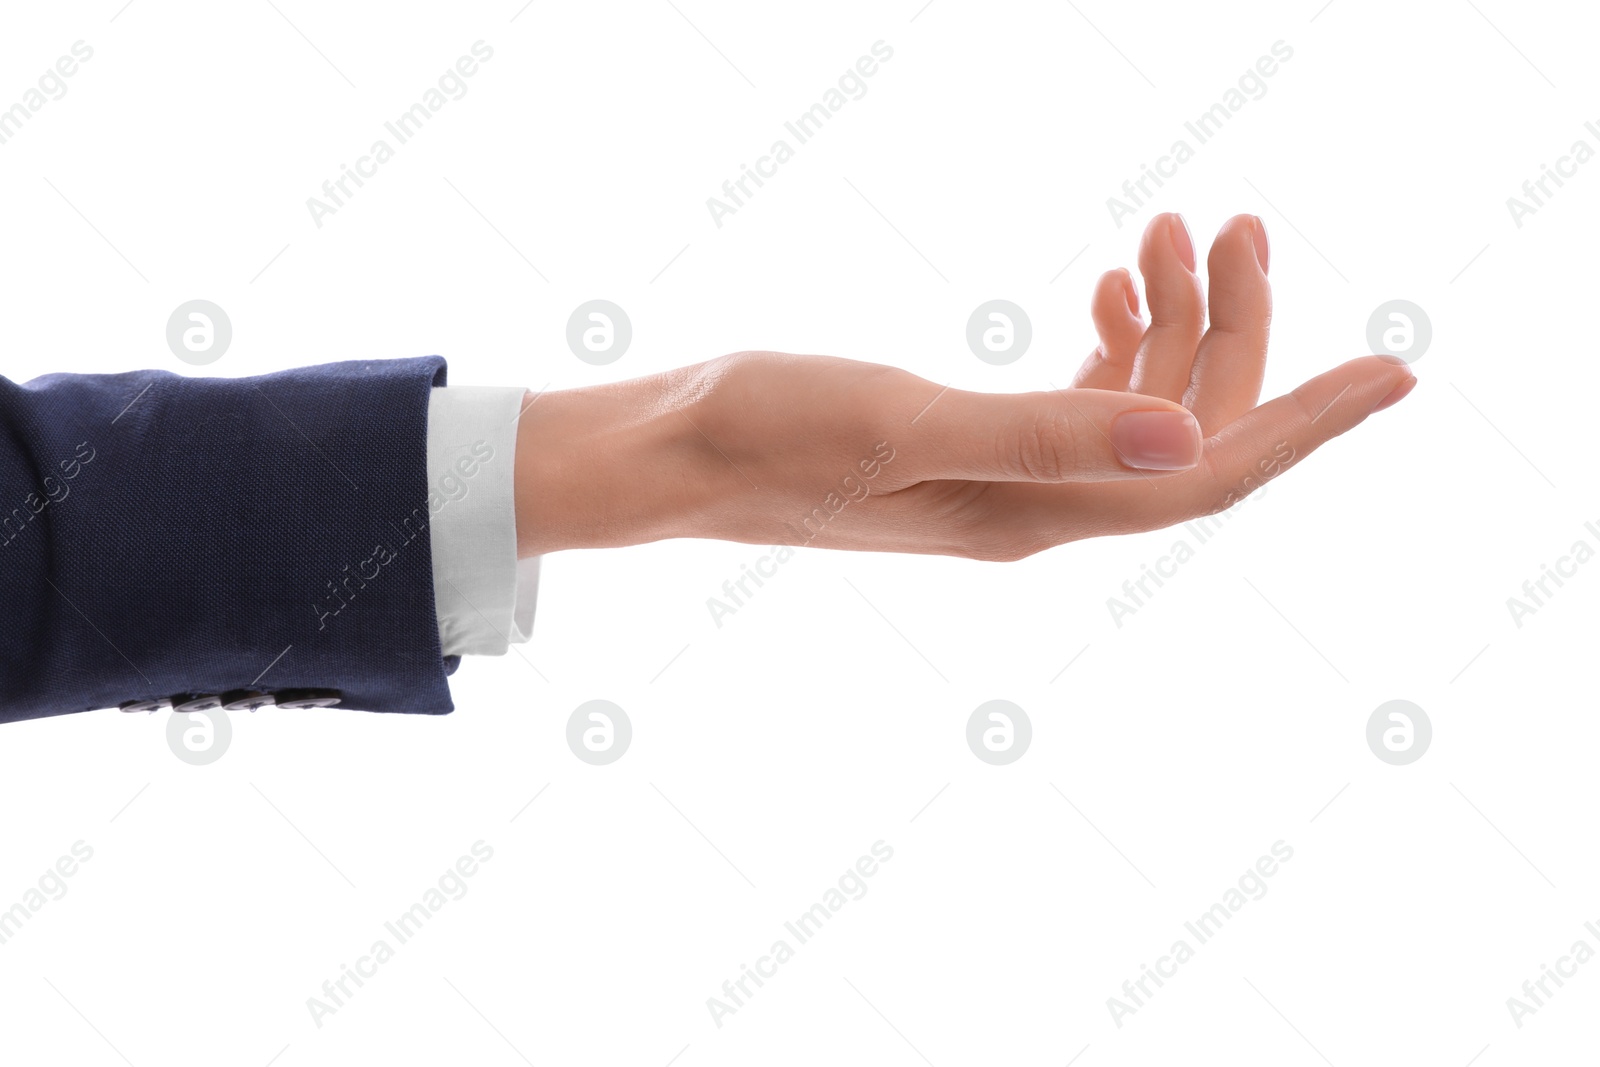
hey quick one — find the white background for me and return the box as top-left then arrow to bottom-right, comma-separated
0,0 -> 1595,1063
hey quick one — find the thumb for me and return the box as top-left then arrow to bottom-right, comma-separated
907,386 -> 1202,483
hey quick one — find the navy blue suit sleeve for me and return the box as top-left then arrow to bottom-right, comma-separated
0,357 -> 458,724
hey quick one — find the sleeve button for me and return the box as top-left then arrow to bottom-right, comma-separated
221,690 -> 277,712
275,689 -> 342,709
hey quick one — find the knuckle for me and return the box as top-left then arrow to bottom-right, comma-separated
1188,453 -> 1267,522
1185,469 -> 1241,522
1007,409 -> 1079,482
1193,489 -> 1241,521
1285,379 -> 1323,426
966,541 -> 1031,563
963,526 -> 1047,563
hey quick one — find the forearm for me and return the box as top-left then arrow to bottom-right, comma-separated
513,365 -> 716,558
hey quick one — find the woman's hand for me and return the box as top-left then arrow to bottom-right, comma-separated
514,212 -> 1415,561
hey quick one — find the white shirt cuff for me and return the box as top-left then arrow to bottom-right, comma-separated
426,386 -> 538,656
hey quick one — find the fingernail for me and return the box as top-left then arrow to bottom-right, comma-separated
1375,354 -> 1409,366
1169,214 -> 1196,272
1370,375 -> 1417,413
1122,271 -> 1139,315
1111,410 -> 1202,470
1251,215 -> 1269,274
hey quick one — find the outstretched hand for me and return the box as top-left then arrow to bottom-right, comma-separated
514,212 -> 1415,560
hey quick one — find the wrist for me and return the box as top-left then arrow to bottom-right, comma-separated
513,369 -> 712,557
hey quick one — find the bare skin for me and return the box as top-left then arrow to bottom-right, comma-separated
513,212 -> 1416,562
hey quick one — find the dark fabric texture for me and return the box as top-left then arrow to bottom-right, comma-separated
0,357 -> 458,724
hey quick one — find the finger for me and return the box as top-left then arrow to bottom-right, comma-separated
1186,354 -> 1416,517
968,356 -> 1417,549
1129,213 -> 1206,401
1073,268 -> 1145,390
1184,214 -> 1272,433
906,386 -> 1203,483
